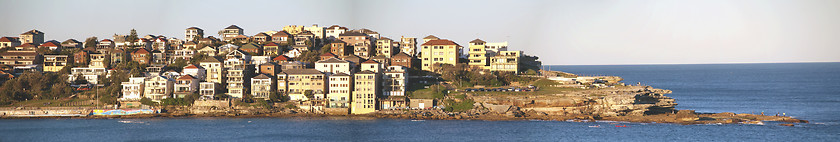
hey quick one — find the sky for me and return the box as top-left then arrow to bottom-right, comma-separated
1,0 -> 839,65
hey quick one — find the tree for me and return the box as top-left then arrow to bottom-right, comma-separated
140,97 -> 156,106
84,37 -> 98,48
126,29 -> 139,47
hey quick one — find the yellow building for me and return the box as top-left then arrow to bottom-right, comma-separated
467,39 -> 489,69
42,55 -> 69,72
19,30 -> 44,44
420,39 -> 462,71
489,51 -> 541,73
199,57 -> 224,84
277,69 -> 326,101
351,71 -> 378,114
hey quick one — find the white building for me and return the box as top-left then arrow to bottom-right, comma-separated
119,77 -> 146,101
67,67 -> 109,84
383,66 -> 407,96
327,72 -> 352,108
199,82 -> 218,100
182,64 -> 206,80
144,75 -> 174,102
315,57 -> 352,75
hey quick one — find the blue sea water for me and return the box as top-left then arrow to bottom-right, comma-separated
1,63 -> 838,141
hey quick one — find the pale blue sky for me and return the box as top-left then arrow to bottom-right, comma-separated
1,0 -> 838,65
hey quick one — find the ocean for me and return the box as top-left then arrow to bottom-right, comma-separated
1,63 -> 838,141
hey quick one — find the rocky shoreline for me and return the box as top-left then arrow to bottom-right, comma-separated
1,75 -> 808,126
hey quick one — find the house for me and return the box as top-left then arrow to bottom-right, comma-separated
271,55 -> 291,63
379,96 -> 407,110
284,48 -> 302,58
325,25 -> 348,40
263,42 -> 283,56
252,33 -> 270,44
231,35 -> 249,44
410,99 -> 436,109
271,31 -> 291,45
280,61 -> 305,70
489,51 -> 541,74
0,50 -> 41,67
351,70 -> 378,114
468,39 -> 489,69
361,60 -> 382,73
282,25 -> 304,35
119,77 -> 146,102
67,67 -> 108,84
185,27 -> 204,42
182,64 -> 206,80
144,75 -> 174,102
352,29 -> 379,39
108,49 -> 125,65
150,50 -> 166,64
98,39 -> 115,49
422,35 -> 439,42
258,62 -> 279,76
135,38 -> 153,50
340,54 -> 363,67
371,55 -> 390,67
183,41 -> 198,49
383,66 -> 407,96
197,37 -> 217,47
73,51 -> 89,65
320,52 -> 336,60
291,45 -> 308,52
251,56 -> 271,69
304,24 -> 326,41
239,43 -> 262,55
251,74 -> 274,100
60,39 -> 82,49
326,72 -> 352,112
19,29 -> 44,44
152,38 -> 168,51
174,74 -> 199,98
161,69 -> 182,80
199,57 -> 223,83
399,37 -> 417,56
315,57 -> 352,75
42,54 -> 69,72
390,52 -> 414,69
199,82 -> 218,100
293,31 -> 315,47
224,50 -> 253,98
277,69 -> 326,101
0,37 -> 21,49
339,32 -> 372,59
329,40 -> 349,56
131,48 -> 150,64
172,49 -> 194,62
197,46 -> 218,56
420,39 -> 462,71
217,43 -> 239,55
38,41 -> 61,51
14,43 -> 38,51
375,37 -> 399,58
89,53 -> 107,68
221,25 -> 244,42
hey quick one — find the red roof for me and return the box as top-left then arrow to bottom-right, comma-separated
264,42 -> 278,46
320,52 -> 336,57
272,55 -> 290,61
39,41 -> 59,47
184,64 -> 199,69
133,48 -> 150,54
100,39 -> 112,42
421,39 -> 459,46
16,43 -> 37,47
177,74 -> 196,80
0,37 -> 18,42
